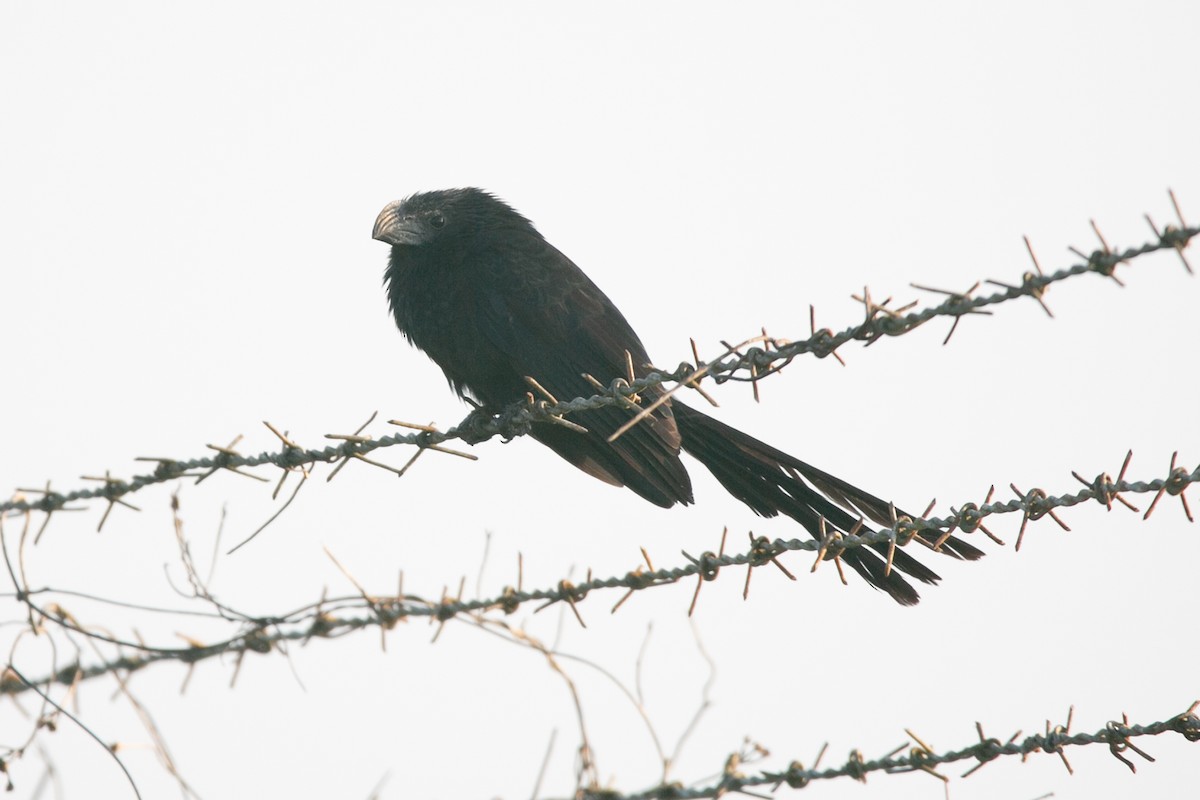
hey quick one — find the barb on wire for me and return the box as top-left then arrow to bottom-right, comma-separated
2,202 -> 1195,523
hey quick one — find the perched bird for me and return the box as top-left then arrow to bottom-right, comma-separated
373,188 -> 983,604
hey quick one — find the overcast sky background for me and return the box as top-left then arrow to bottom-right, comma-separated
1,2 -> 1198,799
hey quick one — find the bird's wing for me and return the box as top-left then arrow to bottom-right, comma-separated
472,238 -> 693,507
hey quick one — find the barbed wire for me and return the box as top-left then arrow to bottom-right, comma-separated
562,702 -> 1200,800
1,212 -> 1194,522
0,197 -> 1195,797
3,450 -> 1193,696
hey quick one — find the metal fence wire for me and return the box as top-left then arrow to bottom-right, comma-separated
1,197 -> 1197,798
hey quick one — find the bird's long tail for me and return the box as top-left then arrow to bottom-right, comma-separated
671,401 -> 984,605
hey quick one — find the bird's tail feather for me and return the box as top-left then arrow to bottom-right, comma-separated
671,401 -> 983,605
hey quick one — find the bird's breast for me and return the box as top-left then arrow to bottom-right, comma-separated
387,249 -> 524,405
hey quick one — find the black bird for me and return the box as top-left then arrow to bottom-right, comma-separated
373,188 -> 983,604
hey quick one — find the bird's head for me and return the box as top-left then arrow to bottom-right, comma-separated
372,188 -> 536,250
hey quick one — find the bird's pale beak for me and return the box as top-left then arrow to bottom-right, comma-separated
372,201 -> 422,246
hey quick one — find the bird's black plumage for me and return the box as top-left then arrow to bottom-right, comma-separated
373,188 -> 983,604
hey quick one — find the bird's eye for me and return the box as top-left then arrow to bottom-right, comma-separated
430,213 -> 446,229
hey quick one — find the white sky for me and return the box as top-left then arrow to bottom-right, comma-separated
1,2 -> 1198,798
